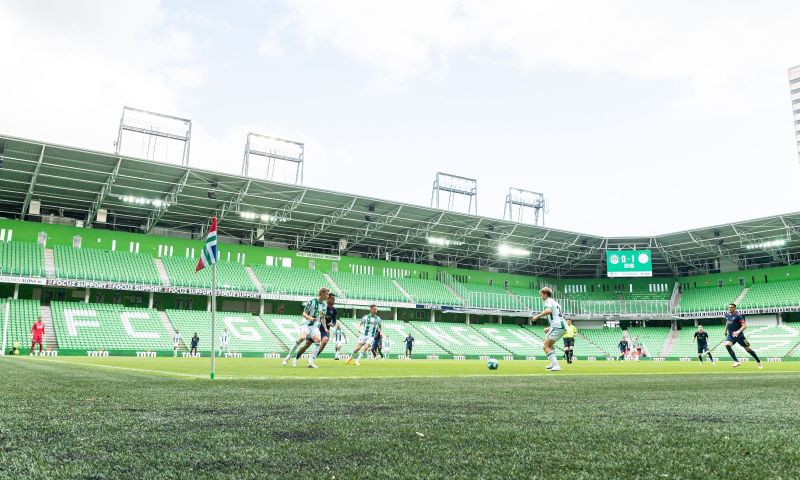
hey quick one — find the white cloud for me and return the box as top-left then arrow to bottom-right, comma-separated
271,0 -> 800,114
0,0 -> 202,151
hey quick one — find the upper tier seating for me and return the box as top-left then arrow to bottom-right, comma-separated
678,285 -> 743,313
53,245 -> 160,285
0,241 -> 44,277
395,277 -> 464,305
738,280 -> 800,309
329,271 -> 407,302
50,302 -> 171,351
508,287 -> 545,312
167,310 -> 284,353
460,283 -> 523,310
250,265 -> 333,296
161,256 -> 256,291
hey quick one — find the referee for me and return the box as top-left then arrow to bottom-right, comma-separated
562,319 -> 578,364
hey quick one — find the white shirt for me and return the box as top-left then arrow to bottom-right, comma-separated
220,332 -> 229,345
544,298 -> 566,329
173,334 -> 181,346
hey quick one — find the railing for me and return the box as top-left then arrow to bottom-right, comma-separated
562,299 -> 672,316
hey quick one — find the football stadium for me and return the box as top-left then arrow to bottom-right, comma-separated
3,3 -> 800,479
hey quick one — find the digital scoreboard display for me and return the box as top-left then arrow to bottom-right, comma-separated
606,250 -> 652,278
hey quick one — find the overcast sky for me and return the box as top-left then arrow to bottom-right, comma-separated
1,0 -> 799,237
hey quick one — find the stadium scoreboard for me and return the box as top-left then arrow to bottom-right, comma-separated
606,250 -> 652,277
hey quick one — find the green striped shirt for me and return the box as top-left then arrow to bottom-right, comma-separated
361,314 -> 381,337
303,298 -> 325,326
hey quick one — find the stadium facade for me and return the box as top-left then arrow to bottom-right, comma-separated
1,133 -> 800,360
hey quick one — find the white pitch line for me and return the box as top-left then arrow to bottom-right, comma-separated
5,357 -> 800,381
7,357 -> 207,379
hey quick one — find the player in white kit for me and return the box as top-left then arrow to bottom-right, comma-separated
345,304 -> 381,366
381,336 -> 392,360
531,287 -> 567,371
218,327 -> 230,357
172,330 -> 181,357
333,323 -> 348,360
282,288 -> 328,368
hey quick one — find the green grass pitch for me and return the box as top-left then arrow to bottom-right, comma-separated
1,357 -> 799,479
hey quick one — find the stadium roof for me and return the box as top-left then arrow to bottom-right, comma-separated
1,133 -> 799,278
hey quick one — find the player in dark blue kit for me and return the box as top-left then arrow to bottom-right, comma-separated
723,303 -> 762,369
296,293 -> 338,360
692,325 -> 714,364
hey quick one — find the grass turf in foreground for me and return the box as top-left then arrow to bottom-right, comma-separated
0,357 -> 798,479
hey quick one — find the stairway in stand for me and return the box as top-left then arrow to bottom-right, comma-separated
40,305 -> 58,349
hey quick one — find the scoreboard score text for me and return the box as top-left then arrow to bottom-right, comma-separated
606,250 -> 653,278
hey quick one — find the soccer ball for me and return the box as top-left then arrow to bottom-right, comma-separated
487,358 -> 499,370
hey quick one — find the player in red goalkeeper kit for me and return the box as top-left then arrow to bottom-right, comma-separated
30,316 -> 45,354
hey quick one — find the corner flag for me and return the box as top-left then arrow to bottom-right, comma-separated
196,217 -> 218,272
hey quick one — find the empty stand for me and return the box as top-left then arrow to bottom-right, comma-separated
678,285 -> 743,313
470,324 -> 543,356
50,302 -> 172,351
626,327 -> 671,357
329,271 -> 406,302
460,283 -> 523,310
0,241 -> 44,277
251,265 -> 333,297
53,245 -> 160,285
162,256 -> 256,291
408,321 -> 510,356
167,310 -> 284,353
395,277 -> 464,305
5,299 -> 41,348
738,280 -> 800,309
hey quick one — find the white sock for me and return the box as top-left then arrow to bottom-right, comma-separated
310,344 -> 320,360
548,352 -> 558,366
357,351 -> 363,361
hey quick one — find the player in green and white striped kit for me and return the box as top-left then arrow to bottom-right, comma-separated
282,287 -> 328,368
345,304 -> 381,366
333,323 -> 348,360
531,287 -> 566,371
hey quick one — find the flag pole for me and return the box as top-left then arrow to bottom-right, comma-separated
210,260 -> 216,380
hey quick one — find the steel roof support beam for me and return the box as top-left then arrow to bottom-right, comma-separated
386,212 -> 446,255
538,239 -> 606,277
203,179 -> 252,236
297,198 -> 357,250
86,157 -> 122,228
686,231 -> 742,270
651,238 -> 679,277
342,205 -> 403,252
145,170 -> 190,233
251,189 -> 307,244
20,145 -> 45,218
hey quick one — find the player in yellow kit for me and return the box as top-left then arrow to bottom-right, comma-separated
562,319 -> 577,364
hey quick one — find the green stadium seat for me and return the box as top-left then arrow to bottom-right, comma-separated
53,245 -> 161,285
395,277 -> 464,305
329,271 -> 407,302
343,318 -> 449,356
459,283 -> 523,310
738,280 -> 800,309
470,324 -> 544,356
4,299 -> 41,348
50,301 -> 172,351
251,266 -> 333,296
678,285 -> 743,313
408,321 -> 510,356
626,327 -> 671,357
162,256 -> 256,291
0,241 -> 45,277
167,310 -> 285,353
